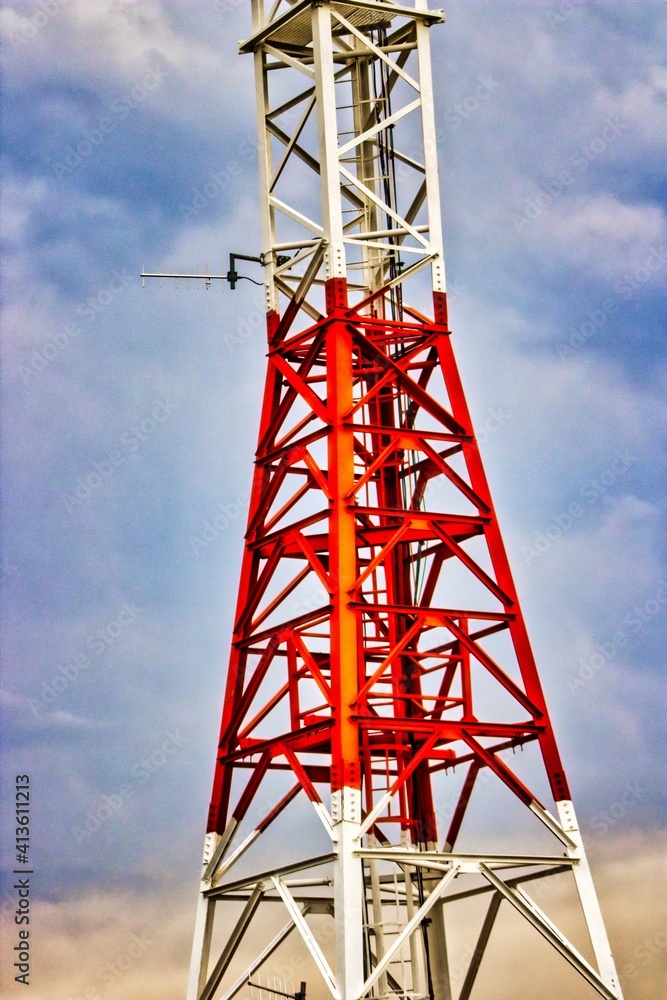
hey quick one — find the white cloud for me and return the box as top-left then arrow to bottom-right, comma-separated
1,687 -> 115,730
543,195 -> 667,282
591,69 -> 667,148
0,0 -> 251,132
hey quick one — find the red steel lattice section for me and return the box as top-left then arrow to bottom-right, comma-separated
207,281 -> 571,847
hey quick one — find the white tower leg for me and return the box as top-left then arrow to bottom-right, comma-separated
332,788 -> 365,1000
186,832 -> 219,1000
557,800 -> 624,997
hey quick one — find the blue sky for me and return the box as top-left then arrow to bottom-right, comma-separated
1,1 -> 665,997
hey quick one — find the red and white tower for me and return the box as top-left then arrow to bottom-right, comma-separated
184,3 -> 623,998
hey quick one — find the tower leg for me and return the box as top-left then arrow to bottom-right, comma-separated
404,860 -> 427,998
186,833 -> 218,1000
186,891 -> 215,1000
425,896 -> 452,1000
332,789 -> 365,1000
557,801 -> 624,997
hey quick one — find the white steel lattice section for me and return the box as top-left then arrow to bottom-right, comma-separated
245,0 -> 446,316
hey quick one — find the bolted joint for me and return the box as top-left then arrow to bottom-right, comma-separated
325,277 -> 348,313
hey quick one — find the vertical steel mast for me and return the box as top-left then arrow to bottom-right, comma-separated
185,3 -> 624,998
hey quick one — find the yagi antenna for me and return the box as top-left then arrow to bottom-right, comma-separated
247,980 -> 307,1000
140,251 -> 291,290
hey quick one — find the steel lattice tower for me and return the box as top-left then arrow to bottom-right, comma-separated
184,3 -> 623,999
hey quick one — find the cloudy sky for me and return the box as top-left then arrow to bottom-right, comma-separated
1,1 -> 665,998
